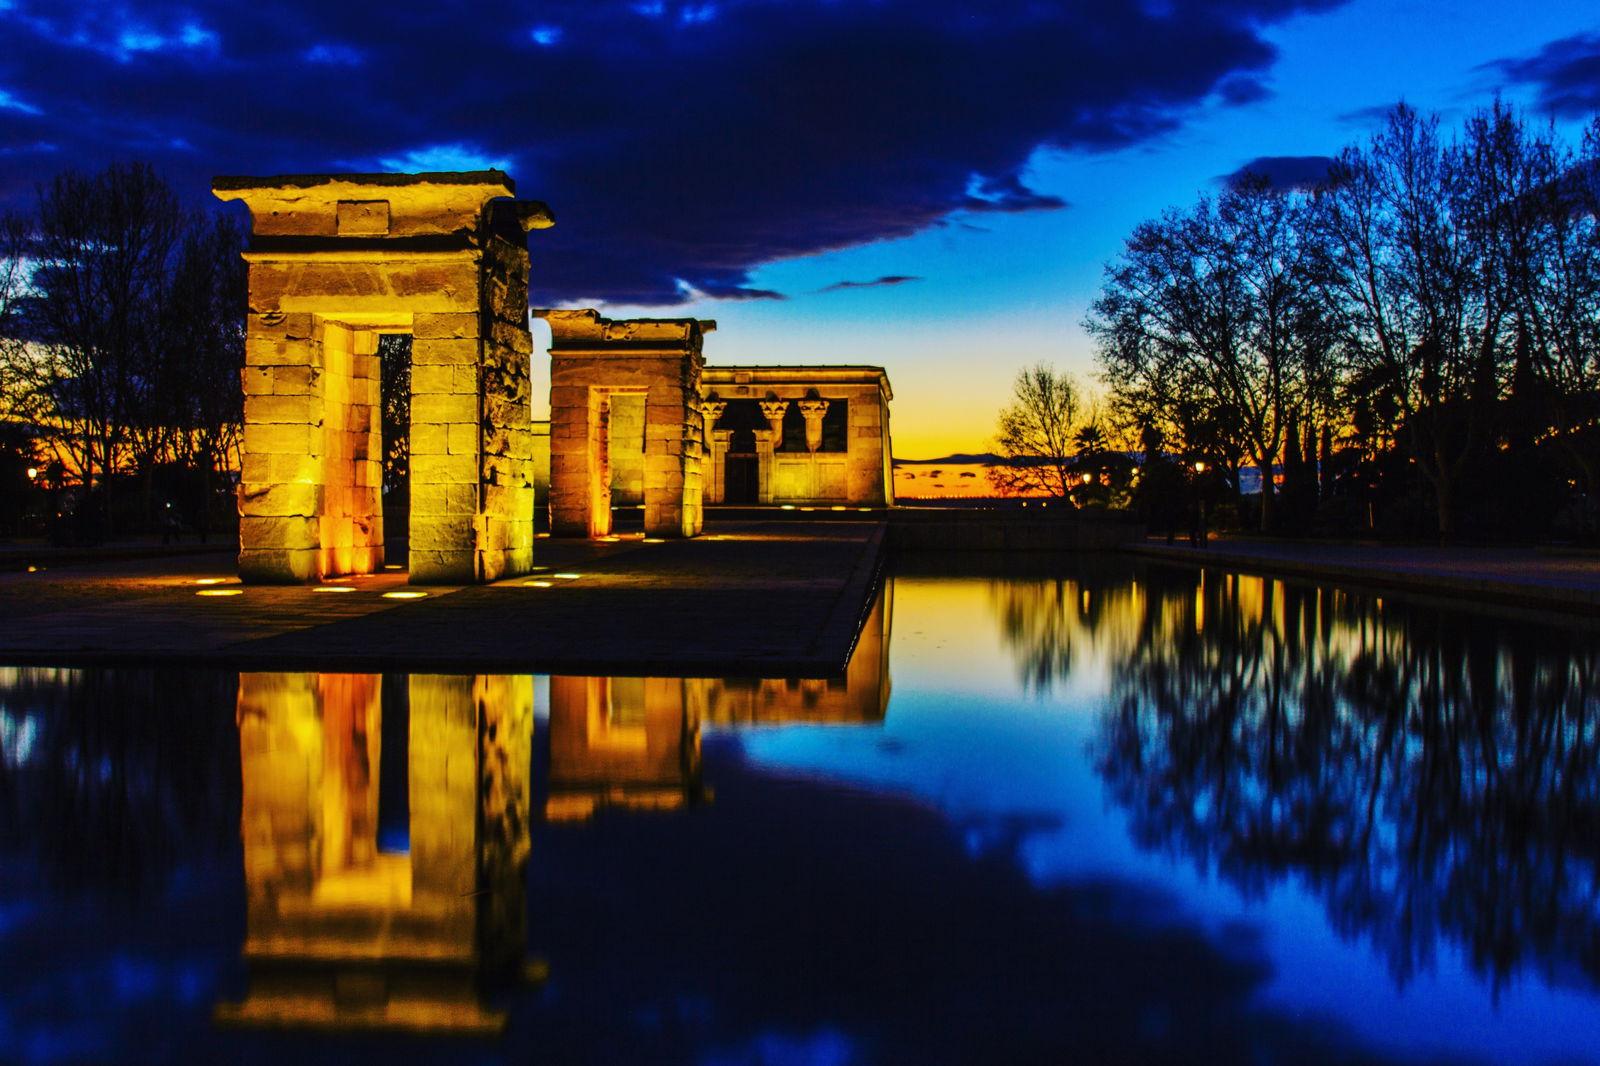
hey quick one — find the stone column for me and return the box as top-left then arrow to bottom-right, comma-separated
238,312 -> 325,582
758,400 -> 788,446
708,428 -> 732,504
644,379 -> 704,537
798,398 -> 829,453
753,428 -> 777,504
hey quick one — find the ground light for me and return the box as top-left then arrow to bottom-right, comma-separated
194,578 -> 229,586
382,590 -> 428,600
196,589 -> 242,597
643,538 -> 664,543
522,580 -> 553,588
312,586 -> 356,593
552,573 -> 581,580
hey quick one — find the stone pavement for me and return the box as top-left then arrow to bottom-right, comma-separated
1127,537 -> 1600,616
0,521 -> 885,676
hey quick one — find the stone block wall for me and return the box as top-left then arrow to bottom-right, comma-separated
218,172 -> 550,585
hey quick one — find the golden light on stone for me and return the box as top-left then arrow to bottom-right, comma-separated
643,537 -> 665,543
198,588 -> 244,597
313,585 -> 357,593
552,572 -> 582,580
698,367 -> 893,508
382,590 -> 428,600
522,580 -> 553,588
215,170 -> 549,587
537,309 -> 711,540
195,578 -> 229,585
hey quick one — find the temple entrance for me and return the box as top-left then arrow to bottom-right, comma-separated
378,334 -> 411,570
725,429 -> 758,504
218,171 -> 549,584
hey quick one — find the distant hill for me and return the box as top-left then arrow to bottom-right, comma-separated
892,453 -> 1003,466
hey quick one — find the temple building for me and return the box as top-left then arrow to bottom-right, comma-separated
700,366 -> 893,507
534,310 -> 895,534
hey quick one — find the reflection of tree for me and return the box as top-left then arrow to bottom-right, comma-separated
0,666 -> 239,895
1095,570 -> 1600,993
987,566 -> 1175,693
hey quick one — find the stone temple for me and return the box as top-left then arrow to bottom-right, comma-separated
221,169 -> 897,577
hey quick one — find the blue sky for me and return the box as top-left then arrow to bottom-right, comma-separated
0,0 -> 1596,456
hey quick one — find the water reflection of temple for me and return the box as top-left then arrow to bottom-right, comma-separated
217,673 -> 533,1034
545,583 -> 892,821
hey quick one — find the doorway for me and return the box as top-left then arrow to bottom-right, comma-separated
725,428 -> 758,504
378,334 -> 411,569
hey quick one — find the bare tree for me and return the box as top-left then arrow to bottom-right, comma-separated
1089,177 -> 1327,530
26,162 -> 184,534
164,214 -> 246,539
989,363 -> 1083,498
1311,104 -> 1509,539
0,212 -> 34,425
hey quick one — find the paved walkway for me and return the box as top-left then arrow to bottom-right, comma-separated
0,521 -> 886,676
1127,537 -> 1600,615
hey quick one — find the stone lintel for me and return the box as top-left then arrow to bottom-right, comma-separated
702,365 -> 892,401
536,308 -> 716,352
215,170 -> 552,241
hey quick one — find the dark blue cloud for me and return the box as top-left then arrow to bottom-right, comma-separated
1221,154 -> 1338,190
960,174 -> 1069,214
1484,32 -> 1600,118
0,0 -> 1346,304
819,275 -> 923,293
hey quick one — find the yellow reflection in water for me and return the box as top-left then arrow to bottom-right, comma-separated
218,672 -> 533,1034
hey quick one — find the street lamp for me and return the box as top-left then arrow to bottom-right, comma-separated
1192,460 -> 1209,548
26,467 -> 38,481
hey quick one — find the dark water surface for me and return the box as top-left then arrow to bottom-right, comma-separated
3,561 -> 1599,1065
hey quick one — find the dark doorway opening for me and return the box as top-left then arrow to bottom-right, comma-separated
725,427 -> 758,504
378,334 -> 411,569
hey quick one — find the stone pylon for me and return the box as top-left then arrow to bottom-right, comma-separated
536,309 -> 712,538
215,171 -> 552,584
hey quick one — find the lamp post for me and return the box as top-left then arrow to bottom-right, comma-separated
1192,460 -> 1209,548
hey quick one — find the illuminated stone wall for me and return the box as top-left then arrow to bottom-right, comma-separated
701,366 -> 894,506
216,172 -> 551,583
538,309 -> 710,538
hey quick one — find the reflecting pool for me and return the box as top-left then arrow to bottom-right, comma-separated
2,561 -> 1599,1064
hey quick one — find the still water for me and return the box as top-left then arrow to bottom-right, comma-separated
2,560 -> 1599,1065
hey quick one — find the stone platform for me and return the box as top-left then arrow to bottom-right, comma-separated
0,521 -> 885,677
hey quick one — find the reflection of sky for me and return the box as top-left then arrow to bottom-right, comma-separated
734,577 -> 1600,1066
5,576 -> 1600,1063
